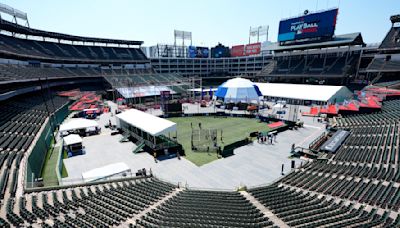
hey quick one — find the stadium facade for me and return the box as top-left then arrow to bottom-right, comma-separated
148,33 -> 383,86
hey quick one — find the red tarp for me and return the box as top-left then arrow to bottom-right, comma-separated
302,106 -> 319,116
68,91 -> 102,111
320,105 -> 339,115
268,121 -> 285,129
339,102 -> 359,112
364,87 -> 400,97
358,97 -> 382,109
310,107 -> 319,115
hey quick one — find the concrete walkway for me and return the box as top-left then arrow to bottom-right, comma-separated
62,101 -> 326,189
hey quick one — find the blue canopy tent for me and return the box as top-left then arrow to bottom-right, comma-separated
214,78 -> 262,103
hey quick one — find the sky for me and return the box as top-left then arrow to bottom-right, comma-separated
1,0 -> 399,47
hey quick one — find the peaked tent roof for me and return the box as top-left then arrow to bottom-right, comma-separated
220,77 -> 258,88
255,83 -> 352,102
82,162 -> 131,183
59,118 -> 99,132
116,109 -> 177,136
63,134 -> 82,146
215,78 -> 262,101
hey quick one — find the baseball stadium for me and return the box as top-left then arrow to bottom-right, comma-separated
0,0 -> 400,227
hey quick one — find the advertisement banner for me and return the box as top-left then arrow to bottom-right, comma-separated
196,47 -> 209,58
188,46 -> 197,58
245,42 -> 261,56
211,44 -> 230,58
278,8 -> 338,42
188,46 -> 209,58
231,45 -> 245,57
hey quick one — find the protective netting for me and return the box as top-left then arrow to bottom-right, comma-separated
191,128 -> 218,152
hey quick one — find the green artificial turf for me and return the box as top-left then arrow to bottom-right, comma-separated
41,141 -> 69,186
168,116 -> 270,166
41,144 -> 61,187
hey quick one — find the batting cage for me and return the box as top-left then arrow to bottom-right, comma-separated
191,128 -> 219,152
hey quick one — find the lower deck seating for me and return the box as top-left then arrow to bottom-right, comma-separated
7,178 -> 175,227
137,190 -> 273,228
0,93 -> 69,203
248,184 -> 394,227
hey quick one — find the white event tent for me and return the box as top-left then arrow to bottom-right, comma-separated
59,118 -> 100,133
214,77 -> 262,103
116,109 -> 176,136
255,83 -> 352,104
63,134 -> 82,146
82,162 -> 131,183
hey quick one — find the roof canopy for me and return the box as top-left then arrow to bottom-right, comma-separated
82,162 -> 130,183
188,88 -> 218,92
215,78 -> 262,103
265,33 -> 364,52
0,3 -> 27,20
59,118 -> 99,132
116,109 -> 177,136
117,85 -> 176,99
255,83 -> 352,102
63,134 -> 82,146
0,19 -> 143,45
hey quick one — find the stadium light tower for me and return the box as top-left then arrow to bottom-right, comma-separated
390,14 -> 400,27
249,25 -> 269,44
0,3 -> 29,27
174,30 -> 192,58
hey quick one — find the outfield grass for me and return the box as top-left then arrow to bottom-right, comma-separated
61,161 -> 68,178
61,150 -> 69,178
41,144 -> 61,187
41,140 -> 69,187
168,116 -> 270,166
